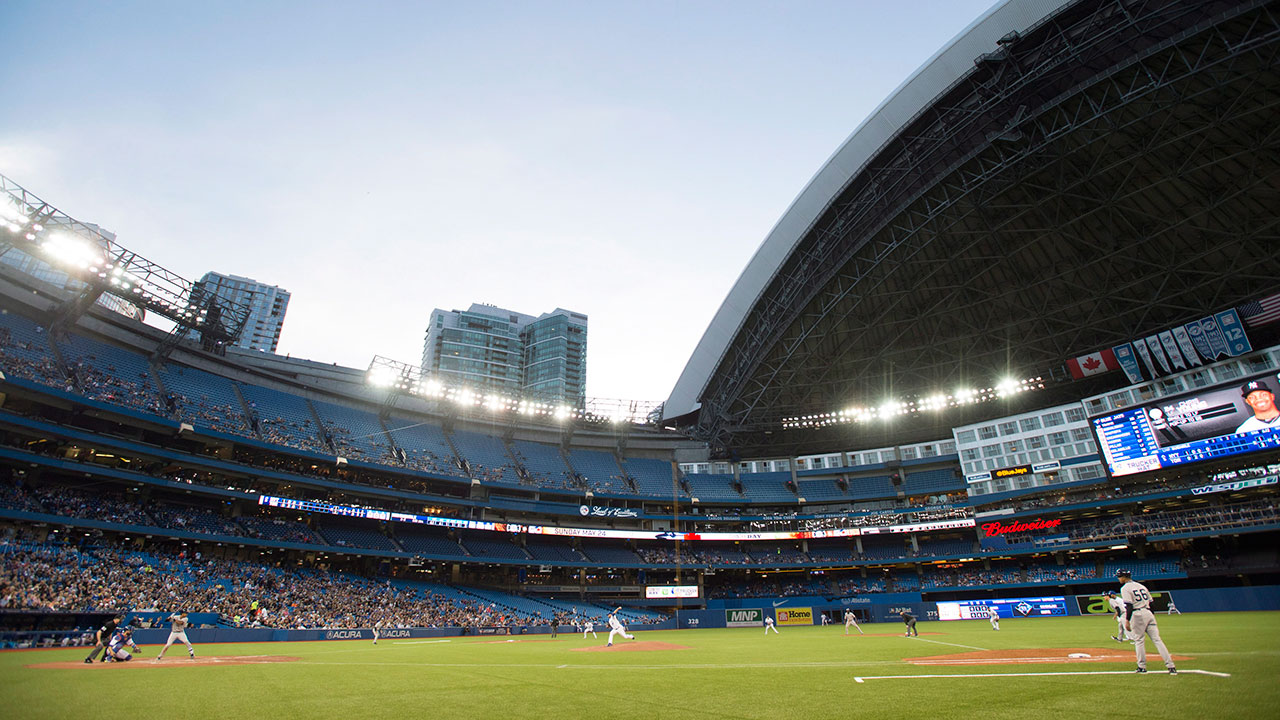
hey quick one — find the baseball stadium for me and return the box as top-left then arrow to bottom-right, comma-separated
2,1 -> 1280,719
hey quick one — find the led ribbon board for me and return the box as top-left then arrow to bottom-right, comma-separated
257,495 -> 975,541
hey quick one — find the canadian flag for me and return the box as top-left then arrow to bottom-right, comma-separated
1067,349 -> 1120,379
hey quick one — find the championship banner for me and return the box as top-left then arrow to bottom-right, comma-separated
1215,309 -> 1253,356
775,608 -> 813,626
725,608 -> 764,627
1112,343 -> 1145,384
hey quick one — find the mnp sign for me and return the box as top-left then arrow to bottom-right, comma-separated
725,608 -> 763,627
776,608 -> 813,626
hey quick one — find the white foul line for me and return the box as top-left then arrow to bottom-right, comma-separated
392,639 -> 453,645
853,669 -> 1231,683
904,636 -> 989,651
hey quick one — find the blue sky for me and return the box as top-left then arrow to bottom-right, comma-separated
1,0 -> 998,402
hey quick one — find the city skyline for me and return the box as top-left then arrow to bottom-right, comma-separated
0,0 -> 1000,403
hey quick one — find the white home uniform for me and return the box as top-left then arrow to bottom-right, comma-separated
1107,595 -> 1130,642
844,610 -> 863,635
373,620 -> 382,645
764,616 -> 779,635
1167,600 -> 1181,615
1119,573 -> 1176,674
583,621 -> 596,639
988,607 -> 1000,630
606,609 -> 633,646
155,613 -> 196,661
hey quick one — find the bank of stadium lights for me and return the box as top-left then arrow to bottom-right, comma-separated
780,376 -> 1045,429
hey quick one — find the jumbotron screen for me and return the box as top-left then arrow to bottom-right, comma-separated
1090,372 -> 1280,477
936,596 -> 1069,621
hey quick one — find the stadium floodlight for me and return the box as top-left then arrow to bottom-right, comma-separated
995,378 -> 1021,397
554,405 -> 571,420
0,199 -> 30,227
879,400 -> 900,418
367,365 -> 399,388
40,231 -> 106,269
456,388 -> 476,407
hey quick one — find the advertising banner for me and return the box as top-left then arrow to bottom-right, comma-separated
725,608 -> 764,627
775,608 -> 813,626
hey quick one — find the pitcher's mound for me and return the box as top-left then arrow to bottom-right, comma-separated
573,641 -> 689,652
28,655 -> 301,669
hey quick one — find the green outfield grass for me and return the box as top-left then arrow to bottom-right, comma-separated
3,612 -> 1278,720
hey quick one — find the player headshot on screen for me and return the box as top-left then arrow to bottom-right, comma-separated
1236,380 -> 1279,433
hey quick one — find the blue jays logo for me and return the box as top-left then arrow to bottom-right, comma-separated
1015,602 -> 1033,616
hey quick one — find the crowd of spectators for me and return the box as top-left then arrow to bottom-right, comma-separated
0,538 -> 580,630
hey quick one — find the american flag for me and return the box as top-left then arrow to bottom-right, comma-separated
1238,292 -> 1280,328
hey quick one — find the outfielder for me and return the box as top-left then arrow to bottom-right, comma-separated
1105,591 -> 1130,642
1117,570 -> 1176,674
1167,598 -> 1181,615
844,609 -> 863,635
764,615 -> 779,635
605,607 -> 633,647
988,606 -> 1000,630
373,620 -> 382,645
154,612 -> 196,661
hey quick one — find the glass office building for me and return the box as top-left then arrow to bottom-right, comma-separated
422,304 -> 587,404
192,272 -> 290,352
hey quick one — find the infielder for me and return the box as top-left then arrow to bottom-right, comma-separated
605,607 -> 634,647
154,612 -> 196,661
104,627 -> 142,662
844,609 -> 863,635
1105,591 -> 1130,642
1117,570 -> 1176,674
764,615 -> 779,635
583,620 -> 596,639
83,614 -> 124,664
988,606 -> 1000,631
901,610 -> 918,637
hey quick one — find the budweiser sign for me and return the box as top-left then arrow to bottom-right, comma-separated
982,518 -> 1063,537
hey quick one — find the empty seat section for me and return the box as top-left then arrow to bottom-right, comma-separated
683,473 -> 739,501
457,531 -> 529,560
914,537 -> 975,558
524,537 -> 585,562
312,398 -> 394,463
621,457 -> 676,496
847,475 -> 896,500
564,449 -> 626,495
795,478 -> 846,501
395,526 -> 467,557
903,468 -> 963,494
859,535 -> 909,560
385,417 -> 460,476
737,472 -> 795,503
450,429 -> 521,485
509,439 -> 574,489
157,363 -> 251,435
806,540 -> 856,562
239,384 -> 326,453
316,520 -> 398,551
579,541 -> 641,564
